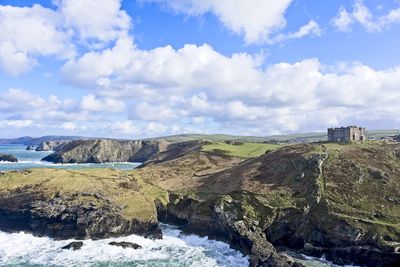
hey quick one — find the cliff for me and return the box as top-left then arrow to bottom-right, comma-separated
35,141 -> 68,151
0,168 -> 167,240
41,139 -> 161,163
42,139 -> 204,164
140,141 -> 400,267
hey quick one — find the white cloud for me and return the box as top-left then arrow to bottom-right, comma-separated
0,0 -> 131,76
55,0 -> 131,46
332,7 -> 353,32
61,37 -> 264,99
80,94 -> 126,112
143,122 -> 168,134
332,0 -> 400,32
110,121 -> 141,135
59,33 -> 400,133
61,122 -> 76,130
271,20 -> 322,43
143,0 -> 294,44
132,101 -> 187,121
0,120 -> 34,128
0,4 -> 74,75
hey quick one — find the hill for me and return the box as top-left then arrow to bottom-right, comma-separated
0,135 -> 90,146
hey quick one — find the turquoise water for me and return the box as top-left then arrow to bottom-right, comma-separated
0,144 -> 141,171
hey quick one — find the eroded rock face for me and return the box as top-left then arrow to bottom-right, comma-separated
0,168 -> 164,241
158,194 -> 301,267
41,139 -> 161,163
35,141 -> 68,151
0,154 -> 17,162
155,142 -> 400,267
41,139 -> 204,164
0,190 -> 161,240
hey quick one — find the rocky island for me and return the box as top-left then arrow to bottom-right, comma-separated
0,140 -> 399,266
0,154 -> 18,162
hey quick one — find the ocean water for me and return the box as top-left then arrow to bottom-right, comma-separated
0,144 -> 351,267
0,144 -> 141,171
0,224 -> 249,267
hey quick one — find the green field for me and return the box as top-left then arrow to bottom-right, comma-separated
202,142 -> 283,158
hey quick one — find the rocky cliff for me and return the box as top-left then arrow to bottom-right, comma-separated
35,141 -> 68,151
41,139 -> 161,163
0,169 -> 166,240
42,139 -> 204,164
0,154 -> 18,162
140,141 -> 400,267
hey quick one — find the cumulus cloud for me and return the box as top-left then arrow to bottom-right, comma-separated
142,0 -> 305,44
55,0 -> 131,46
110,121 -> 141,135
0,4 -> 75,75
0,120 -> 34,128
57,32 -> 400,134
0,0 -> 130,75
80,94 -> 126,112
332,0 -> 400,32
1,0 -> 399,137
61,122 -> 76,130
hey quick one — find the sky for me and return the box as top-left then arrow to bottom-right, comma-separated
0,0 -> 400,138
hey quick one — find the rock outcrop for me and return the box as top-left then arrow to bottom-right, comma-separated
35,141 -> 68,151
41,139 -> 160,163
0,154 -> 18,162
153,142 -> 400,267
0,169 -> 166,240
26,145 -> 36,150
42,139 -> 204,164
62,241 -> 84,250
109,241 -> 142,249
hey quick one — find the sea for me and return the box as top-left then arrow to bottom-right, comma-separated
0,144 -> 352,267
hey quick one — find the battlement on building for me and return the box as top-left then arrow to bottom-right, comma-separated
327,126 -> 366,142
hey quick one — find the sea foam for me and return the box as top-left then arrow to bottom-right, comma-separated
0,224 -> 249,267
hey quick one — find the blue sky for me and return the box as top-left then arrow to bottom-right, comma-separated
0,0 -> 400,138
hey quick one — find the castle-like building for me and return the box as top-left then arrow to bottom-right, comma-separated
327,126 -> 366,142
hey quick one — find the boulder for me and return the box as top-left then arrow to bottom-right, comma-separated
62,241 -> 83,250
109,241 -> 142,249
0,154 -> 18,162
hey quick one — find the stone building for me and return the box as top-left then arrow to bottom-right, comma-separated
327,126 -> 366,142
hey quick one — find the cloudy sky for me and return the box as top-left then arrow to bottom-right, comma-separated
0,0 -> 399,138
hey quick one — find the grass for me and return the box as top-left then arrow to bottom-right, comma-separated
201,142 -> 283,158
0,168 -> 169,220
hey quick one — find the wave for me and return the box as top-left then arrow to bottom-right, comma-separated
0,224 -> 248,267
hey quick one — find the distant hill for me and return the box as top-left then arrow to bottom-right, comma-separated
0,136 -> 91,146
0,129 -> 398,146
149,129 -> 399,144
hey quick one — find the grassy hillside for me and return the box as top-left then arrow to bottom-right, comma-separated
201,142 -> 283,158
0,168 -> 167,220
